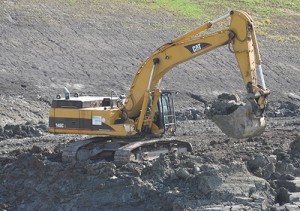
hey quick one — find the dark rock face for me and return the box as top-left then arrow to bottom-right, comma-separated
266,101 -> 300,117
0,122 -> 47,140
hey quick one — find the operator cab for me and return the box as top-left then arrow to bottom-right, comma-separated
152,91 -> 177,134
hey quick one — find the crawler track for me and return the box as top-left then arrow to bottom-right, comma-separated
62,137 -> 192,163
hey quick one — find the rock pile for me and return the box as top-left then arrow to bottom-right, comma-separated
0,149 -> 275,210
247,134 -> 300,210
0,122 -> 47,140
267,101 -> 300,117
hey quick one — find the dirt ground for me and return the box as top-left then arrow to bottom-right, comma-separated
0,0 -> 300,210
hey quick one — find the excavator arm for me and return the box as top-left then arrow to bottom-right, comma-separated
124,10 -> 270,138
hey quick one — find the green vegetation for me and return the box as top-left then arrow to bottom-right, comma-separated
272,35 -> 300,43
130,0 -> 300,19
128,0 -> 300,43
139,0 -> 206,19
46,0 -> 300,43
157,0 -> 205,18
56,0 -> 299,19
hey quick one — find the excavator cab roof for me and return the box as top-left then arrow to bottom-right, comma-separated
51,96 -> 119,109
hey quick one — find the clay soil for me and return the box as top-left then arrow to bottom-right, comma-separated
0,0 -> 300,210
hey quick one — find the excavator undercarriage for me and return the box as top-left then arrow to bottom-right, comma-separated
62,136 -> 192,164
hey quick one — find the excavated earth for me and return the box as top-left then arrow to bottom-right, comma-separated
1,0 -> 300,210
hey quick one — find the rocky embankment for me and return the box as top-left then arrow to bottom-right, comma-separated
0,132 -> 299,210
0,110 -> 299,210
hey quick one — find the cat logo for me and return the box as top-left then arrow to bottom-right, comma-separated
192,43 -> 202,53
185,42 -> 211,54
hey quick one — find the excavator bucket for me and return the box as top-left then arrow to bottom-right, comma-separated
206,93 -> 266,139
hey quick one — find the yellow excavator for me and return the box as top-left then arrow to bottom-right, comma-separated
49,10 -> 270,163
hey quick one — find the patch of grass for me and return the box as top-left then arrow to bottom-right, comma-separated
255,18 -> 272,29
56,0 -> 300,20
43,0 -> 300,43
130,0 -> 206,19
130,0 -> 299,18
273,35 -> 300,43
290,35 -> 300,43
128,0 -> 300,43
155,0 -> 205,18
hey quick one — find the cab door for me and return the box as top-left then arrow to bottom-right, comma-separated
154,91 -> 176,133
